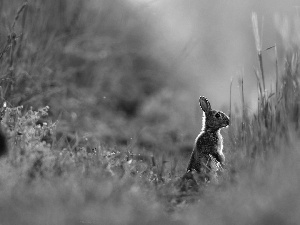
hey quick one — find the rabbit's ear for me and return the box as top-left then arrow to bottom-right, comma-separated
199,96 -> 211,113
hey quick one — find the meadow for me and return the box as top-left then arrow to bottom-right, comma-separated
0,1 -> 300,224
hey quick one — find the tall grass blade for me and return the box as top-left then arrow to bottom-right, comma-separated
275,44 -> 279,102
252,12 -> 261,52
229,77 -> 233,119
252,12 -> 266,92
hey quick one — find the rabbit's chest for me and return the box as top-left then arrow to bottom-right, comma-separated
195,132 -> 223,153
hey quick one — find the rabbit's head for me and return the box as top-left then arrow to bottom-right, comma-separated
199,96 -> 230,130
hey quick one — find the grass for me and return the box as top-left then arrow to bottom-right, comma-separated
0,1 -> 300,225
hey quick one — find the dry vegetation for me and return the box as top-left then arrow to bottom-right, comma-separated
0,1 -> 300,225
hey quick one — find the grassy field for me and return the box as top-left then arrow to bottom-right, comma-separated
1,1 -> 300,225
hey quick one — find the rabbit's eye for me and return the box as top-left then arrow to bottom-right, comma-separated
215,112 -> 220,118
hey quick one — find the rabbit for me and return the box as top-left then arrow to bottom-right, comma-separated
186,96 -> 230,182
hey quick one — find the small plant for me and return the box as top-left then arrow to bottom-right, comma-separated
0,104 -> 57,170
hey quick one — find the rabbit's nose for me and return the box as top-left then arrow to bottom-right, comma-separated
225,118 -> 230,126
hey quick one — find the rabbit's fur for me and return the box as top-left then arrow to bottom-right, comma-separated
186,96 -> 230,180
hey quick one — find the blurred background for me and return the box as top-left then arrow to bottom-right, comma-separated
1,0 -> 299,157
